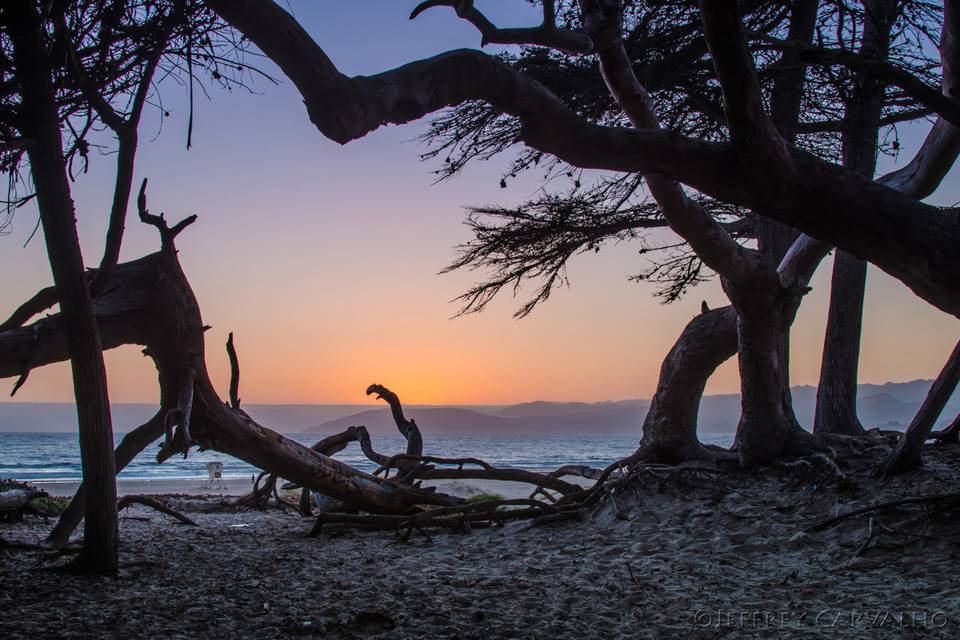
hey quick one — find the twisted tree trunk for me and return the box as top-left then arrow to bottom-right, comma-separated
637,306 -> 738,462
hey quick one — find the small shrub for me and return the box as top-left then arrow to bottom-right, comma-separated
30,495 -> 70,515
464,492 -> 506,504
0,478 -> 67,516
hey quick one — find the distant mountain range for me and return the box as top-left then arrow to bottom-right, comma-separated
2,379 -> 956,436
302,378 -> 960,436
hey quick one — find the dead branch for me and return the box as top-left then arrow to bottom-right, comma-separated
308,497 -> 574,537
226,332 -> 241,409
410,0 -> 593,54
366,384 -> 423,479
118,495 -> 198,527
371,452 -> 581,496
930,413 -> 960,445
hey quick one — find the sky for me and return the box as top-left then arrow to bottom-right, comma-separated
1,1 -> 958,406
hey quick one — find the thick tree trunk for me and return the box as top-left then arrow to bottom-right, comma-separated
878,339 -> 960,476
727,260 -> 819,467
8,1 -> 119,574
638,306 -> 738,461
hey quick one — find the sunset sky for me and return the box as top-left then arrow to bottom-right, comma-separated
1,0 -> 958,406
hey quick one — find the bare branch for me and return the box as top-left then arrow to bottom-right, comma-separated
136,178 -> 197,250
753,33 -> 960,129
226,332 -> 241,409
410,0 -> 593,53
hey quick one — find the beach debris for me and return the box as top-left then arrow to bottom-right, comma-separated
117,495 -> 198,527
0,482 -> 50,522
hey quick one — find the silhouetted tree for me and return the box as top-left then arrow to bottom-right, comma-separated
203,0 -> 959,465
0,0 -> 250,572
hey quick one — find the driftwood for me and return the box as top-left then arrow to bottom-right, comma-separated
307,498 -> 577,538
117,495 -> 198,527
0,488 -> 48,520
0,188 -> 461,535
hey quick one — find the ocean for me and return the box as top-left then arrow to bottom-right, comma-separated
0,432 -> 736,482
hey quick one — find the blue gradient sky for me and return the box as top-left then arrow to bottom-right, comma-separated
1,1 -> 957,405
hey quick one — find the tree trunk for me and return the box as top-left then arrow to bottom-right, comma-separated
638,306 -> 738,461
7,1 -> 119,574
44,412 -> 165,550
878,339 -> 960,476
728,262 -> 818,467
814,252 -> 868,435
814,0 -> 897,437
734,311 -> 817,466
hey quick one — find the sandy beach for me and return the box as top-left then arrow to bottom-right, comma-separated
3,446 -> 960,639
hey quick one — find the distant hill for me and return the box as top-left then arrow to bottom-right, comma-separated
3,379 -> 957,435
304,405 -> 645,437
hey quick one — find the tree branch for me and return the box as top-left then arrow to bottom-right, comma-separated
136,178 -> 197,251
226,332 -> 240,409
582,0 -> 755,286
699,0 -> 786,153
206,0 -> 960,317
410,0 -> 593,53
752,34 -> 960,130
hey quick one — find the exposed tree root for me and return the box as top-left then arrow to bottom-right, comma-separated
806,492 -> 960,533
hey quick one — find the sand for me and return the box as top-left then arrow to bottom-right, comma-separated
3,447 -> 960,639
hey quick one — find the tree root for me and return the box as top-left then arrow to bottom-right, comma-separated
806,492 -> 960,533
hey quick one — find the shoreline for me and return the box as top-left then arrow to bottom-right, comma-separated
30,474 -> 584,500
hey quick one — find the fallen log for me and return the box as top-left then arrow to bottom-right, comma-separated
0,488 -> 47,519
